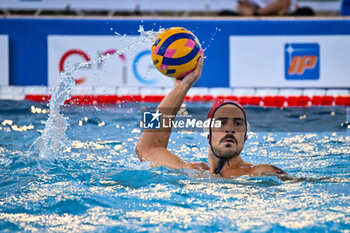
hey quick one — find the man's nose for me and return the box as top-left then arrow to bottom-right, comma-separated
224,121 -> 235,133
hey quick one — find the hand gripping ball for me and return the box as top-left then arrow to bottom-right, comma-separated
151,27 -> 203,79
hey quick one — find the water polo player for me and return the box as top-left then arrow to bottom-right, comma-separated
136,57 -> 288,178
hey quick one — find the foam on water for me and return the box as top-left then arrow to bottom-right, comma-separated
1,100 -> 349,232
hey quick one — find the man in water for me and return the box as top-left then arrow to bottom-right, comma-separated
136,57 -> 287,178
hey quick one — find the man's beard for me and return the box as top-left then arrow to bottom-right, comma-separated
213,145 -> 242,159
211,134 -> 243,159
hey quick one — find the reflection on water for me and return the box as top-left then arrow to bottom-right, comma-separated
0,101 -> 349,232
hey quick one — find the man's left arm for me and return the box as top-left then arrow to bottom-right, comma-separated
250,164 -> 288,176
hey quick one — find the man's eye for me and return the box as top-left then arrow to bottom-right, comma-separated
220,119 -> 227,124
235,121 -> 243,126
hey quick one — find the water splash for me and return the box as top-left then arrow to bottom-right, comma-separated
30,70 -> 75,159
202,27 -> 221,51
137,25 -> 164,81
30,25 -> 160,159
138,25 -> 162,43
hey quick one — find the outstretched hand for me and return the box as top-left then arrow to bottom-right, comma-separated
174,56 -> 204,88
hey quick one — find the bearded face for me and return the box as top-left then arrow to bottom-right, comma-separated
210,105 -> 246,158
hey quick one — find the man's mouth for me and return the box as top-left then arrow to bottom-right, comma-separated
221,136 -> 237,144
223,138 -> 235,144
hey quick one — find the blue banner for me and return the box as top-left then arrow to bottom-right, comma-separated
0,18 -> 350,87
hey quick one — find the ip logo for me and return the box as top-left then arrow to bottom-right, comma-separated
143,110 -> 161,129
285,43 -> 320,80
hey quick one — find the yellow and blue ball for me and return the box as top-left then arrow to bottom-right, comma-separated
151,27 -> 203,79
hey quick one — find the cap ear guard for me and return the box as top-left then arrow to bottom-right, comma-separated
245,121 -> 251,141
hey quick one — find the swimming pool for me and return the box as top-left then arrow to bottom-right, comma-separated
0,100 -> 349,232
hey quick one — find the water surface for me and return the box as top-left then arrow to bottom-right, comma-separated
0,100 -> 349,232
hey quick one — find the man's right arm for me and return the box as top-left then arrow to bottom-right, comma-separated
135,57 -> 208,171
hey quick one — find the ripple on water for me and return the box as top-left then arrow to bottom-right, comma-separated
1,99 -> 350,232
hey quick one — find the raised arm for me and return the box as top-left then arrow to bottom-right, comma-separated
136,57 -> 208,170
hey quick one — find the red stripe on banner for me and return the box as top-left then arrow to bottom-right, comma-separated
263,96 -> 286,107
96,95 -> 119,104
215,95 -> 238,102
25,95 -> 51,102
23,94 -> 350,106
335,96 -> 350,106
143,95 -> 165,102
184,96 -> 191,102
287,96 -> 310,107
67,95 -> 96,105
191,95 -> 214,102
239,96 -> 263,106
311,96 -> 335,106
119,95 -> 142,102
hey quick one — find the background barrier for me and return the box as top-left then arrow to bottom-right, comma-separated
0,0 -> 340,14
0,18 -> 350,89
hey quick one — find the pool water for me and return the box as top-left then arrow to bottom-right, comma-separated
0,100 -> 349,232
